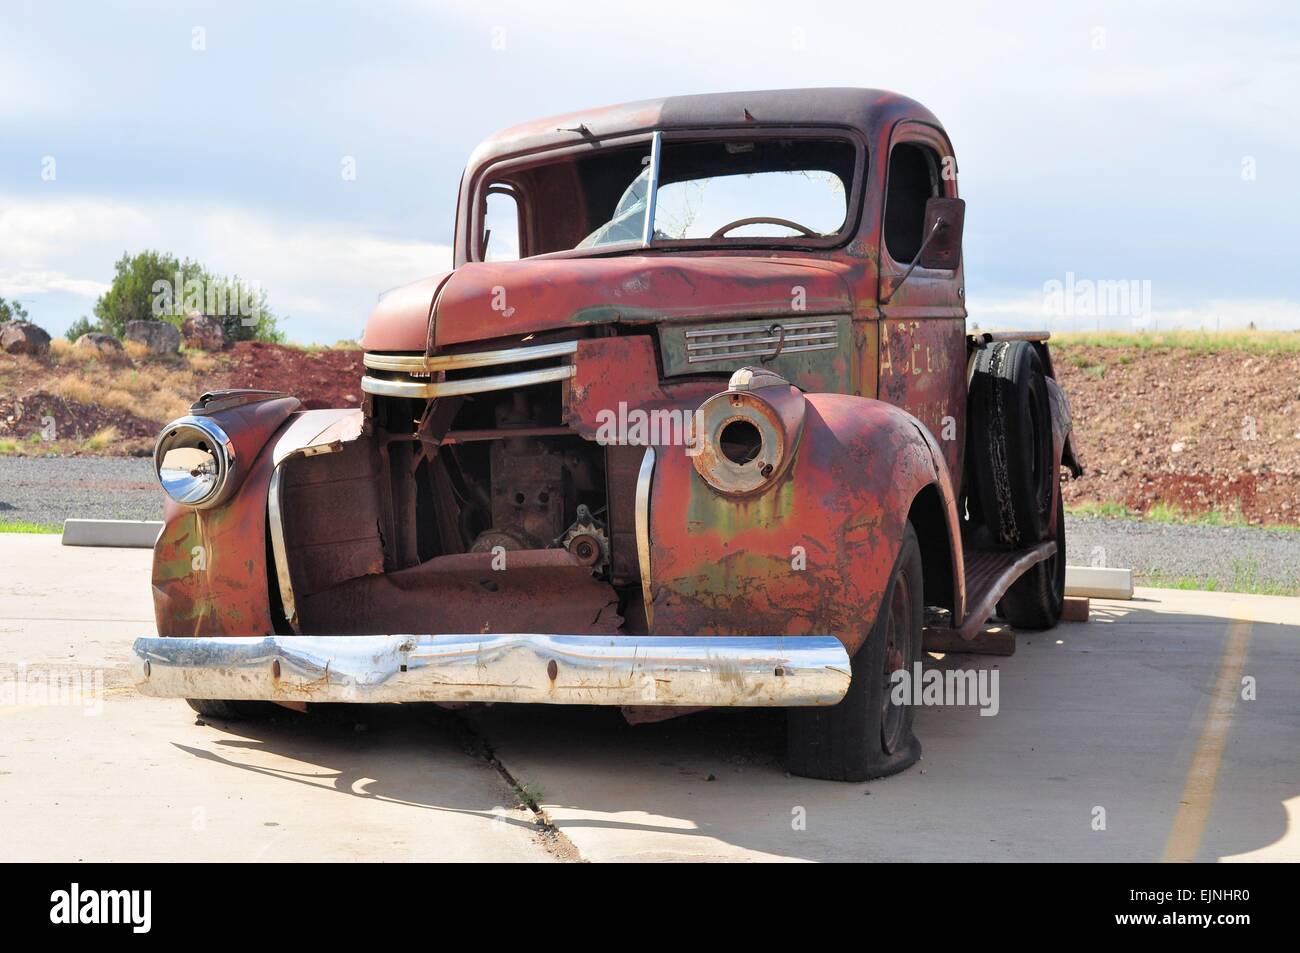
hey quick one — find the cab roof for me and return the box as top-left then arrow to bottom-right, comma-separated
466,87 -> 943,172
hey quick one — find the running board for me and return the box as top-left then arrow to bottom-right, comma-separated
922,540 -> 1057,655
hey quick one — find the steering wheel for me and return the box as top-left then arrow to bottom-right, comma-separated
710,217 -> 818,238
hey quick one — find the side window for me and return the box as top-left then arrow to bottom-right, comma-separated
884,143 -> 940,264
482,185 -> 521,262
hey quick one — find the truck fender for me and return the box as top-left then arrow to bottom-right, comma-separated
152,402 -> 363,638
646,390 -> 964,655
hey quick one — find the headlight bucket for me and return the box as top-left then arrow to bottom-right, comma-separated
692,367 -> 806,497
153,416 -> 236,508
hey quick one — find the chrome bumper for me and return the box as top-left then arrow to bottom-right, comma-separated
132,635 -> 851,707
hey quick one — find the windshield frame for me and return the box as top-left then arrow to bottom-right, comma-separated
465,125 -> 867,264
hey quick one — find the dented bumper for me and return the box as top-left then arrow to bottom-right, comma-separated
132,635 -> 851,707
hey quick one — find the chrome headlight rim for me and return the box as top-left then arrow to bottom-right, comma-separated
153,416 -> 236,509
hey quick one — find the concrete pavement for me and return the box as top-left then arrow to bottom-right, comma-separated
0,535 -> 554,862
2,534 -> 1296,862
469,590 -> 1300,861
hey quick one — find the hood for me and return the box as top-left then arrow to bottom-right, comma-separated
361,256 -> 856,352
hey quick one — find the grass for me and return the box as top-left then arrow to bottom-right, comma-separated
0,520 -> 63,534
122,340 -> 150,362
83,425 -> 121,451
1052,329 -> 1300,354
288,340 -> 361,353
1062,352 -> 1109,377
1140,569 -> 1299,598
48,364 -> 193,424
513,780 -> 546,810
1067,500 -> 1300,532
1067,500 -> 1131,519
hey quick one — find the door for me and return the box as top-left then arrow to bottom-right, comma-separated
876,122 -> 967,482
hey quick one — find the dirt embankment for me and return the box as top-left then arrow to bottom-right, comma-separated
0,342 -> 362,454
1054,346 -> 1300,526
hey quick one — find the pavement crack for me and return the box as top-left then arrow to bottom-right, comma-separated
448,710 -> 586,863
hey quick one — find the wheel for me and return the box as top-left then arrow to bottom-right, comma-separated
186,698 -> 276,720
968,341 -> 1054,546
786,523 -> 924,781
1001,492 -> 1066,629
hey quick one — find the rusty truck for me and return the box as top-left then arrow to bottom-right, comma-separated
133,88 -> 1082,781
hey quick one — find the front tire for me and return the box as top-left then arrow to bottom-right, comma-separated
786,523 -> 924,781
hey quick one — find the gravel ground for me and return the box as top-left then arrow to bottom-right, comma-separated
2,457 -> 1297,592
0,456 -> 161,525
1066,515 -> 1300,592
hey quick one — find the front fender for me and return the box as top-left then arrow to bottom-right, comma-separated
648,392 -> 962,655
151,400 -> 362,638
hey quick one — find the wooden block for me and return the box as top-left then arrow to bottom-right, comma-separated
1061,596 -> 1090,622
923,625 -> 1015,656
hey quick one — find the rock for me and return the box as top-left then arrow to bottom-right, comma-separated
181,313 -> 226,350
75,332 -> 124,355
124,319 -> 181,355
1,320 -> 52,355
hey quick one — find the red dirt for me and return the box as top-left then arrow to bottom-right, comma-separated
0,342 -> 361,455
0,390 -> 159,442
1055,347 -> 1300,526
213,342 -> 362,409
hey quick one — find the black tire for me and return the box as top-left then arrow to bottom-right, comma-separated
968,341 -> 1054,547
786,523 -> 924,781
186,698 -> 276,720
1001,493 -> 1066,629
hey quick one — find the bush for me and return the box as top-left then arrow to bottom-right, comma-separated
64,316 -> 100,341
93,250 -> 284,344
0,296 -> 30,323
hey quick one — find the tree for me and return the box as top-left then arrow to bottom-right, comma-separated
0,296 -> 30,323
64,316 -> 98,341
91,250 -> 284,344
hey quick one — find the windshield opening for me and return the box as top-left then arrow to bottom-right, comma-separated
475,135 -> 857,260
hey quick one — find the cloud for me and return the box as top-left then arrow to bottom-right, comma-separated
973,288 -> 1300,333
0,194 -> 450,341
2,1 -> 1297,337
0,270 -> 109,298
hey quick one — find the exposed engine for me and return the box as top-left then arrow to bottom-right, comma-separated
273,354 -> 643,637
371,384 -> 611,571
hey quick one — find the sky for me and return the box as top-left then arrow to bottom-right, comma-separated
2,0 -> 1298,343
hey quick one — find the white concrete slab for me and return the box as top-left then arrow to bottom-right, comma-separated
1066,564 -> 1135,599
62,518 -> 163,548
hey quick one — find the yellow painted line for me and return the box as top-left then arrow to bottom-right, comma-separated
1161,613 -> 1254,863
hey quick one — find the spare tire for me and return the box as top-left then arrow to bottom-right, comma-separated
1000,492 -> 1066,629
968,341 -> 1055,547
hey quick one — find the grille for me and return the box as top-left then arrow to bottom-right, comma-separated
361,340 -> 577,399
684,319 -> 838,364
